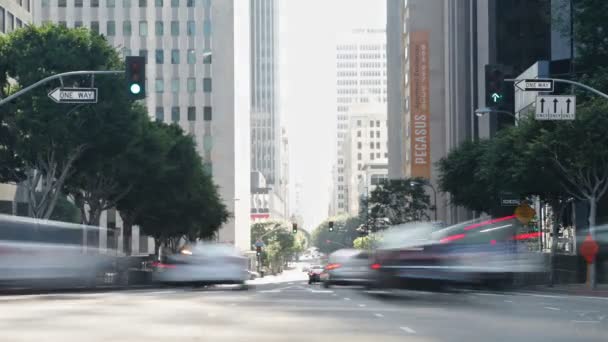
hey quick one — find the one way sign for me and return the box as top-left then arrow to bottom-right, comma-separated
535,95 -> 576,120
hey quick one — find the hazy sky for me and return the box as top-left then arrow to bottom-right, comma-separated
279,0 -> 386,230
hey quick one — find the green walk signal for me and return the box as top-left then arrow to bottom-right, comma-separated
125,56 -> 146,100
491,93 -> 502,103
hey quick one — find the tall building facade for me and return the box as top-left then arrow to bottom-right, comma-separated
332,28 -> 387,216
0,0 -> 33,216
342,103 -> 388,216
250,0 -> 287,221
32,0 -> 251,251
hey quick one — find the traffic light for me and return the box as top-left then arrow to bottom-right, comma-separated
328,221 -> 334,232
125,56 -> 146,99
292,223 -> 298,234
256,246 -> 262,257
485,64 -> 505,108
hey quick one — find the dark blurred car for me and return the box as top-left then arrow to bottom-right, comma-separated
152,243 -> 249,289
322,249 -> 370,288
368,216 -> 545,291
308,265 -> 324,284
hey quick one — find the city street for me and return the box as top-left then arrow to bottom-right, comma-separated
1,272 -> 606,341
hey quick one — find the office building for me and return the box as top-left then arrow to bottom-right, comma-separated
342,103 -> 387,216
332,28 -> 386,216
33,0 -> 251,251
250,0 -> 287,221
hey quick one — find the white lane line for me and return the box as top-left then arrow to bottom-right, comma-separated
512,292 -> 608,301
504,300 -> 513,303
400,327 -> 416,334
374,313 -> 384,318
358,304 -> 366,307
544,306 -> 560,311
364,290 -> 391,295
207,313 -> 217,317
310,290 -> 333,293
571,320 -> 600,323
332,293 -> 338,296
344,297 -> 351,301
230,303 -> 237,306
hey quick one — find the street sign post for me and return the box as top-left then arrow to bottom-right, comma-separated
48,87 -> 98,104
535,95 -> 576,120
515,79 -> 554,92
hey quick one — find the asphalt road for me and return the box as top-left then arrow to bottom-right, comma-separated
1,274 -> 607,341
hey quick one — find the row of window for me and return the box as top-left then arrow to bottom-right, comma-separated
357,153 -> 388,161
357,120 -> 384,127
356,130 -> 382,139
0,7 -> 25,34
14,0 -> 31,12
45,0 -> 204,8
54,20 -> 212,37
155,105 -> 212,122
357,142 -> 384,150
125,48 -> 211,65
153,77 -> 212,93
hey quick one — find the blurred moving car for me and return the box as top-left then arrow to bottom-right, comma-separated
0,214 -> 116,289
308,265 -> 325,284
152,242 -> 249,289
368,216 -> 545,291
322,249 -> 370,288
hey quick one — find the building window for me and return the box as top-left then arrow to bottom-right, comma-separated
357,120 -> 361,127
376,131 -> 380,138
203,78 -> 212,92
370,153 -> 375,160
370,142 -> 374,149
203,20 -> 212,35
187,21 -> 195,36
187,78 -> 196,93
357,131 -> 361,137
204,106 -> 212,121
155,49 -> 164,64
203,50 -> 212,64
106,21 -> 116,36
171,107 -> 180,122
376,153 -> 381,158
0,9 -> 4,34
139,21 -> 147,36
58,21 -> 67,28
107,0 -> 116,7
155,21 -> 163,35
75,21 -> 83,28
75,0 -> 83,7
171,0 -> 179,6
123,21 -> 132,36
187,0 -> 195,6
58,0 -> 67,6
122,48 -> 131,57
187,49 -> 196,64
357,142 -> 362,149
155,107 -> 164,121
91,21 -> 99,34
139,0 -> 147,7
171,78 -> 180,93
357,153 -> 362,161
370,120 -> 374,127
123,0 -> 131,7
171,21 -> 179,36
376,142 -> 380,149
92,0 -> 100,7
155,0 -> 163,6
171,49 -> 180,64
155,79 -> 164,93
370,131 -> 374,138
187,107 -> 196,121
376,120 -> 381,127
42,0 -> 50,7
139,49 -> 148,63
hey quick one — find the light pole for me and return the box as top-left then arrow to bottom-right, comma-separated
410,180 -> 438,222
474,107 -> 518,122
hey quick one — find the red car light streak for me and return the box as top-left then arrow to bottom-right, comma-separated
439,233 -> 467,243
464,215 -> 516,231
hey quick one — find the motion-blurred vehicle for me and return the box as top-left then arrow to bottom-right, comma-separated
0,214 -> 116,289
308,265 -> 325,284
152,242 -> 249,289
368,216 -> 545,291
322,249 -> 370,288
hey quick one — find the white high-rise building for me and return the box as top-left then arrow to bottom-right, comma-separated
332,28 -> 387,216
342,103 -> 387,216
32,0 -> 251,251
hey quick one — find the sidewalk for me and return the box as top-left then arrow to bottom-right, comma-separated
522,283 -> 608,297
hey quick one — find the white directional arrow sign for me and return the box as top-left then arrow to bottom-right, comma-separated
535,95 -> 575,120
515,79 -> 554,92
48,87 -> 98,104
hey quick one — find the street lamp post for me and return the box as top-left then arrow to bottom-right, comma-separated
410,180 -> 438,221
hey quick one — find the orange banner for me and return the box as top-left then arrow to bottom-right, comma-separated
409,31 -> 431,179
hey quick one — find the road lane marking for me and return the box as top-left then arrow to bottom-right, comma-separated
358,304 -> 366,307
344,297 -> 351,301
364,290 -> 391,295
571,320 -> 599,323
400,327 -> 416,334
504,300 -> 513,303
207,313 -> 217,317
310,290 -> 333,293
544,306 -> 560,311
374,313 -> 384,318
230,303 -> 237,306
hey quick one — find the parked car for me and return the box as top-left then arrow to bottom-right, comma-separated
152,242 -> 249,289
308,265 -> 325,284
322,249 -> 370,288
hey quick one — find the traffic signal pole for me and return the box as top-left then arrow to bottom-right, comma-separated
0,70 -> 124,107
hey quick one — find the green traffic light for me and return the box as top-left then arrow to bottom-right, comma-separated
491,93 -> 502,102
130,83 -> 141,95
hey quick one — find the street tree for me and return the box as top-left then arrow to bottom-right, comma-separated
0,24 -> 125,219
312,216 -> 361,254
367,178 -> 432,225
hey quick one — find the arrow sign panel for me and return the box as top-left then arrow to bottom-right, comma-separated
535,95 -> 576,120
48,87 -> 98,104
515,79 -> 554,92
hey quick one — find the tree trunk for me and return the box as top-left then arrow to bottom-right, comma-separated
588,197 -> 597,289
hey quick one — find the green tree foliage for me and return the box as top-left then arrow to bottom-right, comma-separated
312,216 -> 362,254
250,221 -> 296,272
367,178 -> 432,225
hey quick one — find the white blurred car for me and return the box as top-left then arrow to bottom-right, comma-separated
152,243 -> 249,289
